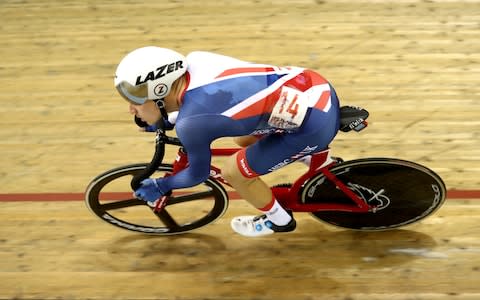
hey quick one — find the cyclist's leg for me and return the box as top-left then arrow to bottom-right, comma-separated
225,76 -> 341,203
239,108 -> 339,178
224,108 -> 339,236
223,150 -> 273,209
233,135 -> 260,148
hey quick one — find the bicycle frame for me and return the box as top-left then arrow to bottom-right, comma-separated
170,146 -> 373,214
88,107 -> 446,234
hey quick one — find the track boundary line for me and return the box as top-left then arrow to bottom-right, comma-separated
0,190 -> 479,202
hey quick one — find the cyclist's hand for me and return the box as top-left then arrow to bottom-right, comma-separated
134,112 -> 178,132
140,124 -> 159,132
134,178 -> 167,203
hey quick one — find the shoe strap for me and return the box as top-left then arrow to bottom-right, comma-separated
252,214 -> 267,222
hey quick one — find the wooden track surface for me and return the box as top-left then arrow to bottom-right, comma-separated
0,0 -> 479,299
1,200 -> 479,300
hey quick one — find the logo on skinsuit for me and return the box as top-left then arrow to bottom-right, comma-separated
240,157 -> 253,177
268,145 -> 318,172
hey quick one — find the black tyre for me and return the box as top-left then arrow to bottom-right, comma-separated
85,164 -> 229,235
301,158 -> 446,230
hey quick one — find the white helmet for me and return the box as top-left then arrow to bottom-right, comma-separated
114,46 -> 187,105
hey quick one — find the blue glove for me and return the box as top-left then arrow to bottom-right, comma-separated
134,116 -> 175,132
141,120 -> 175,132
134,178 -> 167,203
143,124 -> 159,132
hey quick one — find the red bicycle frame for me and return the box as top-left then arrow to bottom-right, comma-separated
170,147 -> 372,213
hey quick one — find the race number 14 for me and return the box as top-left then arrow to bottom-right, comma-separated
268,86 -> 309,129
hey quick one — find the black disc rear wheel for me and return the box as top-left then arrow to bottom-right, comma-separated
301,158 -> 446,230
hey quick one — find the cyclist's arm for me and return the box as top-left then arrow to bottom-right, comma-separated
158,115 -> 241,191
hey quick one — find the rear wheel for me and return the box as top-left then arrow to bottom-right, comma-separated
301,158 -> 446,230
85,164 -> 229,235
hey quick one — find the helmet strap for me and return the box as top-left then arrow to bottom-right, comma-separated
155,99 -> 169,120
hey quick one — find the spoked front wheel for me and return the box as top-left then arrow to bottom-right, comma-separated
301,158 -> 446,230
85,163 -> 229,235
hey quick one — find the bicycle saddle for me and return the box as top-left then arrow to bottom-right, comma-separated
339,106 -> 369,132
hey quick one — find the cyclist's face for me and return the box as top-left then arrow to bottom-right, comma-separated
129,100 -> 161,125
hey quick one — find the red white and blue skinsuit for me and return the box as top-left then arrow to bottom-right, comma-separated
158,51 -> 340,193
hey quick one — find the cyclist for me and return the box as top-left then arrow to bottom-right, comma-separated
114,46 -> 340,237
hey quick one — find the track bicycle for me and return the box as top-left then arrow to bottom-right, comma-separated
85,106 -> 446,235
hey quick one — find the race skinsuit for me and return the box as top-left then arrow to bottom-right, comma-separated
159,51 -> 340,192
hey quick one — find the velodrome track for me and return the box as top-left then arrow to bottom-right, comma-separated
1,0 -> 479,299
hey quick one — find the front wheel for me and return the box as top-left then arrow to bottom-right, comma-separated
85,164 -> 229,235
301,158 -> 446,231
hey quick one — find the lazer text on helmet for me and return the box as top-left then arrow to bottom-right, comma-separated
135,61 -> 184,86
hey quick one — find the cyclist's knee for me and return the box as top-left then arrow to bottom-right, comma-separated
223,152 -> 258,185
223,154 -> 244,184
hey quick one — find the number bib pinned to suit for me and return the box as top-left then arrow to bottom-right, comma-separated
268,86 -> 309,129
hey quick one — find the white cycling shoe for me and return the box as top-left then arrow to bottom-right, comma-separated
230,214 -> 296,237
